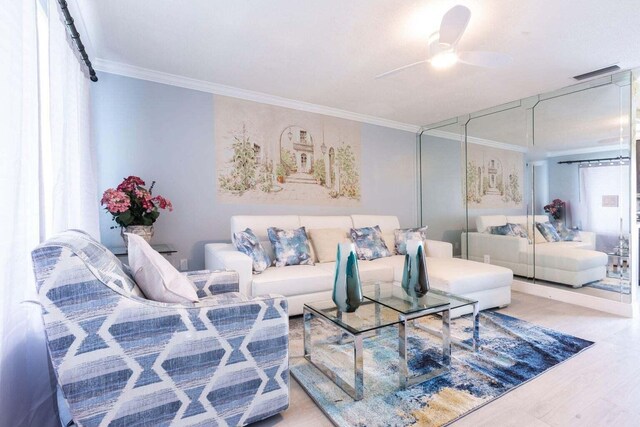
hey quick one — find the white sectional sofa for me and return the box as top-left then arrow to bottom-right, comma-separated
205,214 -> 512,315
462,215 -> 607,288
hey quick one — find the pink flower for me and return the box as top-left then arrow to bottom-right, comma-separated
152,195 -> 173,211
101,188 -> 130,213
117,176 -> 145,192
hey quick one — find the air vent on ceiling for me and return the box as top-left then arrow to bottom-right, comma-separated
573,65 -> 621,81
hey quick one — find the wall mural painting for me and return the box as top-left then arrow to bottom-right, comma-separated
466,143 -> 524,209
215,96 -> 361,206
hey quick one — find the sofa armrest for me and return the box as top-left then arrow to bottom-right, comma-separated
463,232 -> 527,263
578,231 -> 596,250
183,269 -> 239,298
425,239 -> 453,258
205,243 -> 253,296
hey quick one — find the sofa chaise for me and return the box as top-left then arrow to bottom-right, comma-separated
205,215 -> 512,316
462,215 -> 608,287
31,230 -> 289,427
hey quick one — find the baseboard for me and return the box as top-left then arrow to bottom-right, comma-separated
512,279 -> 636,317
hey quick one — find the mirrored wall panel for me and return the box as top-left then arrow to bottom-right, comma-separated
420,70 -> 635,305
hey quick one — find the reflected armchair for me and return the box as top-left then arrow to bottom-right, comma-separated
31,230 -> 289,426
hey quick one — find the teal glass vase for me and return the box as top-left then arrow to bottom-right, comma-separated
401,240 -> 430,297
332,242 -> 363,312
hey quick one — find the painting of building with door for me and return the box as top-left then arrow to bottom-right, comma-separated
215,95 -> 361,206
466,142 -> 524,209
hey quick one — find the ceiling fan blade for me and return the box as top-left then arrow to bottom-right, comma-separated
439,5 -> 471,47
458,51 -> 512,68
375,60 -> 429,79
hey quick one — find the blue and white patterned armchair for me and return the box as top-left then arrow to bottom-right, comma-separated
31,230 -> 289,426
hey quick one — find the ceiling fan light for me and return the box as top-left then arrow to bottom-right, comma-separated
431,51 -> 458,69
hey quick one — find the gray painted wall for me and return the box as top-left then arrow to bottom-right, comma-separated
92,73 -> 418,270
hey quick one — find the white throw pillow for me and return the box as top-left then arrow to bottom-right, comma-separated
126,233 -> 199,303
308,228 -> 350,263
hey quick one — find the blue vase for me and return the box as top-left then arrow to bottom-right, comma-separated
401,240 -> 430,297
332,242 -> 363,312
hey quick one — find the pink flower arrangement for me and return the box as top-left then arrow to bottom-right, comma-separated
101,176 -> 173,227
543,198 -> 565,220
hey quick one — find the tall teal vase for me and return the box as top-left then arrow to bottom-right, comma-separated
332,242 -> 363,312
401,240 -> 430,297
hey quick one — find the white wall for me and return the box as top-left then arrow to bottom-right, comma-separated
92,73 -> 418,270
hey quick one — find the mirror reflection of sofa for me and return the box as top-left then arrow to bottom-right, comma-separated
462,215 -> 608,288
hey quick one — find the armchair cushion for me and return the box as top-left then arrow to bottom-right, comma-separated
184,269 -> 239,299
127,233 -> 199,303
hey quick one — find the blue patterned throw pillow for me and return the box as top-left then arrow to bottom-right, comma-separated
535,222 -> 561,242
394,227 -> 428,255
554,223 -> 582,242
267,226 -> 314,267
487,224 -> 516,236
350,225 -> 392,261
507,223 -> 529,239
232,228 -> 271,274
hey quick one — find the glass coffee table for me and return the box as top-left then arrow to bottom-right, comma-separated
364,282 -> 480,353
303,290 -> 452,400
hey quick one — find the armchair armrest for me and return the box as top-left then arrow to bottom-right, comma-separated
205,243 -> 253,296
425,239 -> 453,258
183,269 -> 239,299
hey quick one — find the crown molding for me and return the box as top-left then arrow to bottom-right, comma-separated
423,128 -> 529,153
545,143 -> 630,158
93,59 -> 421,133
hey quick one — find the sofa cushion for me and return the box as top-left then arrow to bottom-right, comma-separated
351,215 -> 400,232
426,257 -> 513,294
350,225 -> 392,260
366,255 -> 405,282
232,228 -> 271,273
316,259 -> 395,283
267,226 -> 314,267
534,245 -> 607,271
476,215 -> 507,233
307,228 -> 349,263
300,215 -> 352,231
231,215 -> 300,241
252,265 -> 333,297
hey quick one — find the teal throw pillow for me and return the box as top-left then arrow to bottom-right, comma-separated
535,222 -> 561,242
267,226 -> 314,267
394,227 -> 428,255
350,225 -> 392,261
232,228 -> 271,273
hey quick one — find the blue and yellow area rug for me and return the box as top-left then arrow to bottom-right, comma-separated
584,276 -> 631,294
290,311 -> 593,426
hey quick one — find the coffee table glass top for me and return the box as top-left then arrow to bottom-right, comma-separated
362,281 -> 475,313
361,281 -> 449,314
304,299 -> 402,335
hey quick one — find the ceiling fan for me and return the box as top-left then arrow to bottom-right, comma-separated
375,5 -> 511,79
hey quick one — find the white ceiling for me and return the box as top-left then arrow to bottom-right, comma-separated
75,0 -> 640,128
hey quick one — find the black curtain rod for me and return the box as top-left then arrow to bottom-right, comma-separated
557,156 -> 629,165
57,0 -> 98,82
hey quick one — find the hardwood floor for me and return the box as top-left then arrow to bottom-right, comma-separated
254,291 -> 640,426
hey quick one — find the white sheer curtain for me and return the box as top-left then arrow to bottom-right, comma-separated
48,1 -> 99,237
578,164 -> 630,234
0,1 -> 57,426
0,0 -> 99,425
